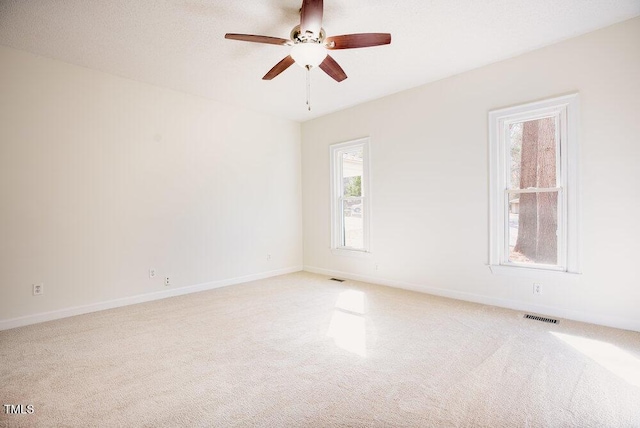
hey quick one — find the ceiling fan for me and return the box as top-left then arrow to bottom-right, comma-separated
224,0 -> 391,83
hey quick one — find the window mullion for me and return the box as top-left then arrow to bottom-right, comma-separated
506,187 -> 561,194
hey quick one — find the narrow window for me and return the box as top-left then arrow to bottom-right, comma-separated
330,138 -> 370,253
489,94 -> 579,273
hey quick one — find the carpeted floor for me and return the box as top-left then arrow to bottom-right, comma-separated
1,271 -> 639,427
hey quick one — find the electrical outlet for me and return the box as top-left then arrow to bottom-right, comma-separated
149,268 -> 156,279
164,277 -> 171,287
533,283 -> 543,295
374,263 -> 379,271
33,283 -> 43,296
267,254 -> 271,261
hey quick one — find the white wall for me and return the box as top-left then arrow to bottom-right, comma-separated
302,17 -> 640,331
0,45 -> 302,326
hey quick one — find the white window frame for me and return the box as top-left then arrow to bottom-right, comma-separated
330,137 -> 371,255
489,94 -> 580,276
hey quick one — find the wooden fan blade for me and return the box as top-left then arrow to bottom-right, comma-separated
325,33 -> 391,50
225,33 -> 291,46
319,54 -> 347,82
263,55 -> 296,80
300,0 -> 323,37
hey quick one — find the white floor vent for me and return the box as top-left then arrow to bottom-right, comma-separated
524,314 -> 558,324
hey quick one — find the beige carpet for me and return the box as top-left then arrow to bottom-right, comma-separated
1,271 -> 639,427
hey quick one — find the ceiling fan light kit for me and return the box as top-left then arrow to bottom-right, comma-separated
225,0 -> 391,110
291,42 -> 327,69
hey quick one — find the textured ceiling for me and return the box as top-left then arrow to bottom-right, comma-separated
1,0 -> 639,122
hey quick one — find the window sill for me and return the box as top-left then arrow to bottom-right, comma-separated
488,264 -> 581,278
331,248 -> 371,258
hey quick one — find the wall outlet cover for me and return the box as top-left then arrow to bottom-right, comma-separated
33,283 -> 44,296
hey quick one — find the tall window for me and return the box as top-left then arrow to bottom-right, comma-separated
330,138 -> 370,253
489,94 -> 579,273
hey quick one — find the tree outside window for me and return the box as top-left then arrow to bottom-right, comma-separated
489,94 -> 579,274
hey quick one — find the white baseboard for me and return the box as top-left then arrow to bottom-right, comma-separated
0,266 -> 303,331
304,265 -> 640,333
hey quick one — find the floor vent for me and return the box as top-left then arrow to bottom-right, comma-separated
524,314 -> 558,324
329,278 -> 345,282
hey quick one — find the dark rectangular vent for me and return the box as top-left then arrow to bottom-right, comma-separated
329,278 -> 345,282
524,314 -> 558,324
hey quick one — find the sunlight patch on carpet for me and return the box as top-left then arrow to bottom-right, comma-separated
335,289 -> 366,314
327,290 -> 366,357
552,332 -> 640,388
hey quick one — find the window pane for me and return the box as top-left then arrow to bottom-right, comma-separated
508,191 -> 558,265
509,118 -> 556,189
342,199 -> 363,249
342,148 -> 363,197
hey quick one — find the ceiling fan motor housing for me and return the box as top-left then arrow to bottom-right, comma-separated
290,25 -> 326,44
